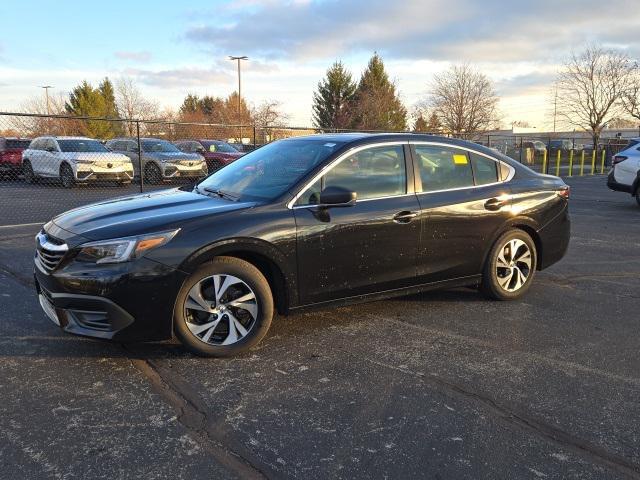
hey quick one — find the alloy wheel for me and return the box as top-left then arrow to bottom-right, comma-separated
495,239 -> 532,292
184,274 -> 258,346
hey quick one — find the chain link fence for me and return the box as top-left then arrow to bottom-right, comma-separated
1,111 -> 636,227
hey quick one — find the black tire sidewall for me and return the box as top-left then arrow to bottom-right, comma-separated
23,161 -> 35,183
60,164 -> 74,188
144,163 -> 162,184
481,230 -> 537,300
174,256 -> 274,357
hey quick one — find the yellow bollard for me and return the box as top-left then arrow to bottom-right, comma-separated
542,149 -> 547,174
591,150 -> 596,174
600,149 -> 606,174
555,149 -> 561,176
580,150 -> 585,176
568,150 -> 574,176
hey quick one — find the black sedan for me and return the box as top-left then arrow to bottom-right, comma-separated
34,134 -> 570,357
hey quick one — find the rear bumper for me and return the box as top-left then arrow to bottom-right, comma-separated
537,203 -> 570,270
34,255 -> 187,342
607,170 -> 633,194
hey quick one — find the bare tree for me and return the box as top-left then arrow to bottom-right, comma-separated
14,92 -> 77,136
621,66 -> 640,123
429,64 -> 499,135
115,77 -> 160,135
556,46 -> 635,149
251,100 -> 290,142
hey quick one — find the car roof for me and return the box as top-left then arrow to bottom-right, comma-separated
36,136 -> 97,141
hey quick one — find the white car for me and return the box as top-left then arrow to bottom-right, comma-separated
22,136 -> 134,188
607,138 -> 640,206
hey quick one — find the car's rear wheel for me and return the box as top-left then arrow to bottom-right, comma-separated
60,163 -> 75,189
481,229 -> 537,300
174,256 -> 274,357
635,185 -> 640,207
144,163 -> 162,184
23,160 -> 36,184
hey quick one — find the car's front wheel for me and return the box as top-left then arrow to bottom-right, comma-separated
174,256 -> 274,357
144,163 -> 163,184
481,229 -> 537,300
60,163 -> 75,189
23,160 -> 36,184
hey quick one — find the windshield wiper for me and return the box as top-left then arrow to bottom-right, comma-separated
202,187 -> 239,201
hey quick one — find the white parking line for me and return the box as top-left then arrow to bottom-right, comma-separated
0,222 -> 45,229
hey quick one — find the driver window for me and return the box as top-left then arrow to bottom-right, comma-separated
323,145 -> 406,200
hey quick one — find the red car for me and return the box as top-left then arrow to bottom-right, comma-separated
0,137 -> 31,177
173,139 -> 244,172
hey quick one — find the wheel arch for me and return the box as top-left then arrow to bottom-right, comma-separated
179,238 -> 295,314
481,217 -> 543,272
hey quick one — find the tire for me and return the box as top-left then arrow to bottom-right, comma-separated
60,163 -> 75,189
23,160 -> 36,184
144,163 -> 163,185
480,229 -> 537,301
635,185 -> 640,207
174,256 -> 274,357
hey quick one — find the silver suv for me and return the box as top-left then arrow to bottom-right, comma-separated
22,136 -> 134,188
106,138 -> 207,183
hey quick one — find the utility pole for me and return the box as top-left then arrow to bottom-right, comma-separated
229,56 -> 248,143
553,88 -> 558,133
39,85 -> 53,115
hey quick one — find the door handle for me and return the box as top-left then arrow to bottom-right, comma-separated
484,197 -> 509,211
393,210 -> 419,223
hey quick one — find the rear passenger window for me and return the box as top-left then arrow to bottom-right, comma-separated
415,145 -> 474,192
470,153 -> 498,185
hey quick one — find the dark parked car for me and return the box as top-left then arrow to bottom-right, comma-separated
34,134 -> 570,357
0,137 -> 31,176
173,139 -> 244,172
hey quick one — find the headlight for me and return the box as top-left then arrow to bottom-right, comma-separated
76,229 -> 180,264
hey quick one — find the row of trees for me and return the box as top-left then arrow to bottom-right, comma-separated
312,54 -> 500,135
312,48 -> 640,147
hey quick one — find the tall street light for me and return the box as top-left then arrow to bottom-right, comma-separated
229,55 -> 248,142
39,85 -> 54,115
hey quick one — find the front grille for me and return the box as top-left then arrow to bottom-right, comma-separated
35,231 -> 68,273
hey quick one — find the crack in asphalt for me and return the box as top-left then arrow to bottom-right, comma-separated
365,358 -> 640,480
125,352 -> 273,480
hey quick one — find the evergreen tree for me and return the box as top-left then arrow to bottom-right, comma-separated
413,114 -> 428,132
179,94 -> 202,115
351,53 -> 407,131
98,77 -> 119,119
65,80 -> 119,138
312,61 -> 356,130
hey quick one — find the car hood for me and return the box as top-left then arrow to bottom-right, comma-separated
50,188 -> 255,243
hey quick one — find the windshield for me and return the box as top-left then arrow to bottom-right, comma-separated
197,138 -> 344,201
6,139 -> 30,149
58,139 -> 108,153
142,139 -> 181,153
203,141 -> 239,153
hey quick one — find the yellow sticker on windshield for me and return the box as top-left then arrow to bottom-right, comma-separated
453,154 -> 468,165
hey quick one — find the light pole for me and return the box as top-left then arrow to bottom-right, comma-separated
39,85 -> 53,115
229,55 -> 248,142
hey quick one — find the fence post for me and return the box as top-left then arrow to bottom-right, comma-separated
518,137 -> 523,163
542,149 -> 548,174
555,149 -> 561,176
580,150 -> 585,176
568,149 -> 574,176
136,120 -> 143,193
600,149 -> 606,174
590,150 -> 596,174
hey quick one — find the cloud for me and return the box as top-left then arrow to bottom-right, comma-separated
115,51 -> 153,62
124,66 -> 233,88
184,0 -> 640,64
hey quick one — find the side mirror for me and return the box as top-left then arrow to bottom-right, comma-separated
318,186 -> 356,207
196,146 -> 206,153
46,147 -> 57,153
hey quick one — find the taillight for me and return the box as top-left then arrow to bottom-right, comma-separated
612,155 -> 627,165
557,185 -> 570,199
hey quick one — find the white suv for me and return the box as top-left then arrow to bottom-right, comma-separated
607,138 -> 640,206
22,136 -> 134,188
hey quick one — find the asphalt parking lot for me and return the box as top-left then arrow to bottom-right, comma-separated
0,174 -> 639,479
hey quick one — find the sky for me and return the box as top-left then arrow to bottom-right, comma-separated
1,0 -> 639,130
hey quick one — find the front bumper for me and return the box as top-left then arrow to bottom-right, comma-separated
76,167 -> 134,182
163,163 -> 207,179
34,254 -> 187,342
607,170 -> 633,194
